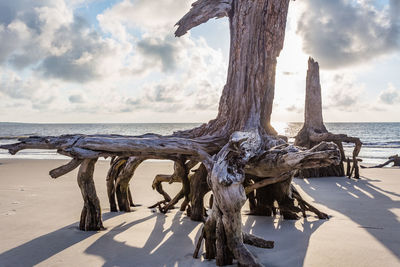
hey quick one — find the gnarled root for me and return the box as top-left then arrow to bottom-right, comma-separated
150,160 -> 203,215
78,159 -> 104,231
107,157 -> 143,212
246,172 -> 329,220
291,185 -> 329,219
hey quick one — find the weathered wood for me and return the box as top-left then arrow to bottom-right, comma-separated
106,157 -> 127,212
114,157 -> 143,212
295,57 -> 362,178
175,0 -> 232,37
150,159 -> 196,213
242,232 -> 274,249
189,164 -> 209,221
0,134 -> 222,161
245,173 -> 292,194
361,154 -> 400,168
77,159 -> 104,231
49,158 -> 83,178
193,226 -> 205,259
291,185 -> 329,219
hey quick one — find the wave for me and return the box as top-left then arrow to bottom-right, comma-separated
342,141 -> 400,148
0,135 -> 31,140
362,141 -> 400,148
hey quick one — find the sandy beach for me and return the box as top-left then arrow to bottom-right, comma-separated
0,159 -> 399,267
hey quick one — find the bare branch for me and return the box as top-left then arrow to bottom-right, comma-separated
49,158 -> 83,178
175,0 -> 232,37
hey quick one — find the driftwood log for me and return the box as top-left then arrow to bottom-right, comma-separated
361,154 -> 400,168
0,1 -> 342,266
294,57 -> 362,179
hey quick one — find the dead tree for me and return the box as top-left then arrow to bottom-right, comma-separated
361,154 -> 400,168
294,57 -> 362,179
1,1 -> 342,266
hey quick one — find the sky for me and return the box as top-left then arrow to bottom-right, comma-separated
0,0 -> 399,123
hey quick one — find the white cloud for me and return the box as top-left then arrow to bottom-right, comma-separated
297,0 -> 400,69
98,0 -> 192,36
379,84 -> 400,105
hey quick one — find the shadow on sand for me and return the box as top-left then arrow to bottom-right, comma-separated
0,205 -> 328,267
296,175 -> 400,261
0,212 -> 121,266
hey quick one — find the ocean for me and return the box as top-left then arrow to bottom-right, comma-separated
0,122 -> 399,164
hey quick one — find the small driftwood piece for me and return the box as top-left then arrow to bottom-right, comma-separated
294,57 -> 362,179
0,1 -> 341,266
361,154 -> 400,168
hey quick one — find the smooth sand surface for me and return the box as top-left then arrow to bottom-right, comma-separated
0,159 -> 399,267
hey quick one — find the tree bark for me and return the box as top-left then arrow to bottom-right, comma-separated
189,164 -> 209,221
295,57 -> 362,178
77,159 -> 104,231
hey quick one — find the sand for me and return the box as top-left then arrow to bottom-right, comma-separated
0,159 -> 399,267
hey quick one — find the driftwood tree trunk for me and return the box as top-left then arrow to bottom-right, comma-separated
1,1 -> 342,266
295,57 -> 362,179
361,154 -> 400,168
78,159 -> 104,231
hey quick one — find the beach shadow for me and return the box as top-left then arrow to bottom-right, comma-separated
0,212 -> 127,267
243,213 -> 326,267
84,210 -> 203,267
297,176 -> 400,260
0,205 -> 327,267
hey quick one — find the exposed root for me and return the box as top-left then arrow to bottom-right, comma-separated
291,185 -> 329,219
107,157 -> 143,212
242,232 -> 274,249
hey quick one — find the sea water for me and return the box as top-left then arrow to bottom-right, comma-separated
0,122 -> 399,164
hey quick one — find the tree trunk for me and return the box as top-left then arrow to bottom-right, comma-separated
178,1 -> 293,265
107,157 -> 143,212
295,57 -> 362,178
189,164 -> 209,221
77,159 -> 104,231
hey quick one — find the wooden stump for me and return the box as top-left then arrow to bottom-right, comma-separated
295,57 -> 362,178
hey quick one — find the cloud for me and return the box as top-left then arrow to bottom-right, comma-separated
98,0 -> 191,35
297,0 -> 400,69
286,105 -> 303,113
0,0 -> 126,83
69,94 -> 85,103
137,36 -> 180,72
324,74 -> 364,112
0,68 -> 58,110
0,0 -> 228,122
379,84 -> 400,105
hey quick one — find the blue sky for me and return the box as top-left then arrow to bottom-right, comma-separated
0,0 -> 399,123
